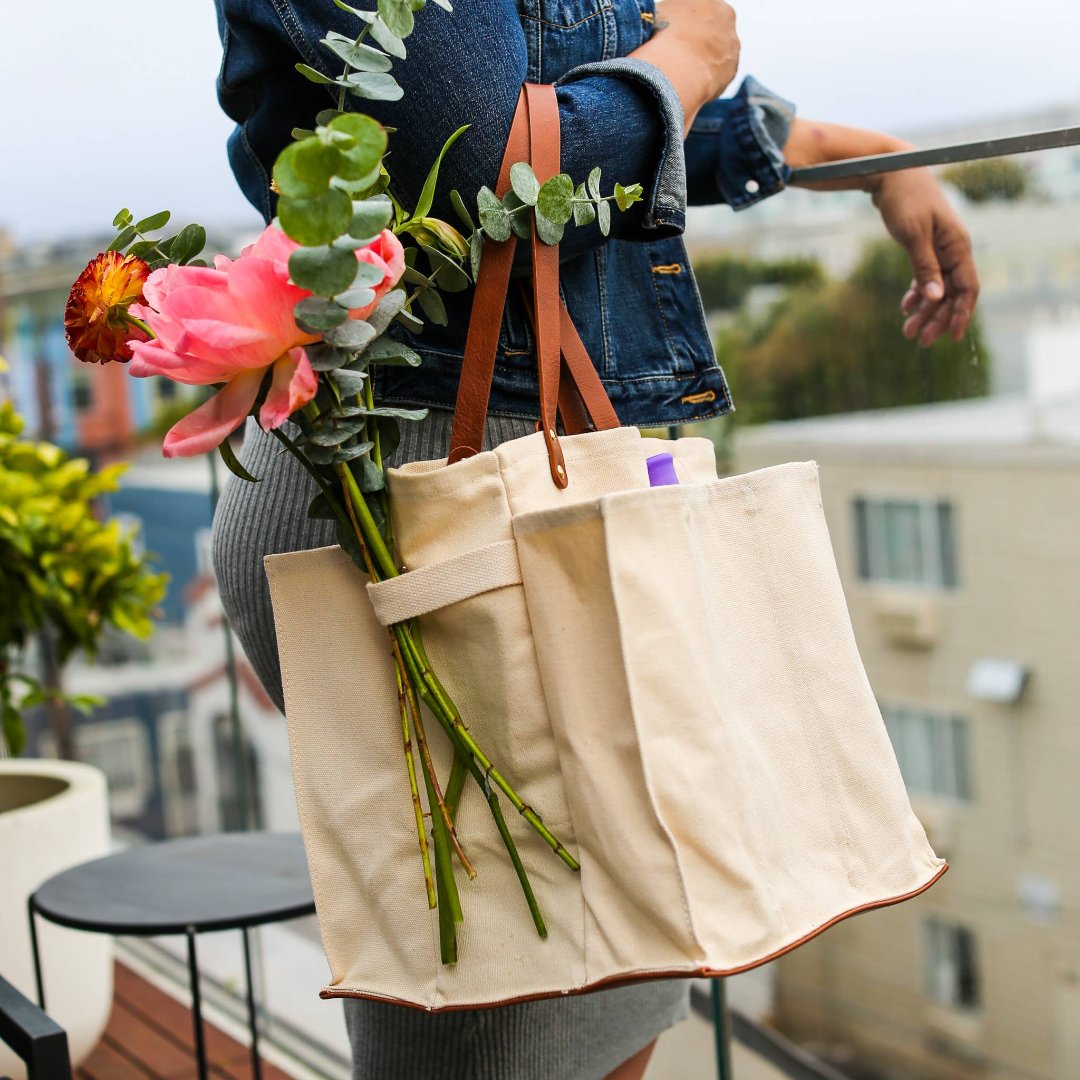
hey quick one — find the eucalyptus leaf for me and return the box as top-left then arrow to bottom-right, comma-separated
334,516 -> 365,566
325,319 -> 378,350
363,335 -> 422,366
351,261 -> 387,288
274,138 -> 340,199
305,343 -> 351,371
534,207 -> 564,246
367,13 -> 407,57
330,369 -> 372,396
362,404 -> 429,420
332,0 -> 375,19
587,166 -> 602,201
536,174 -> 574,226
378,0 -> 414,37
292,128 -> 317,141
477,186 -> 511,242
357,456 -> 386,492
346,71 -> 404,101
403,265 -> 431,287
470,230 -> 483,281
349,196 -> 394,239
323,36 -> 393,72
169,223 -> 206,264
107,226 -> 137,252
135,210 -> 170,233
295,62 -> 338,85
308,419 -> 367,446
509,162 -> 540,206
377,416 -> 401,457
316,108 -> 348,126
277,188 -> 352,246
395,307 -> 424,333
334,442 -> 377,463
502,191 -> 532,240
328,113 -> 387,180
112,208 -> 133,228
289,245 -> 360,296
572,183 -> 597,226
335,285 -> 377,309
368,289 -> 407,333
294,297 -> 349,332
416,287 -> 447,326
307,491 -> 339,520
597,199 -> 611,236
431,0 -> 452,9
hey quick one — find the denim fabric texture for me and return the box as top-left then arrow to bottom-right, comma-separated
213,0 -> 796,427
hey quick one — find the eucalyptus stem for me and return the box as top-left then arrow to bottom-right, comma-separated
336,24 -> 373,112
396,664 -> 436,908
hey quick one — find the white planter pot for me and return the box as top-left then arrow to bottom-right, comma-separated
0,759 -> 113,1079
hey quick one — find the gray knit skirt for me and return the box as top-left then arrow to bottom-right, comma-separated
211,411 -> 692,1080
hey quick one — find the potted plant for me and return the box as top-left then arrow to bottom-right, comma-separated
0,389 -> 167,1076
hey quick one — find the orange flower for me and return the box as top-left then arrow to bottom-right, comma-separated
65,251 -> 151,364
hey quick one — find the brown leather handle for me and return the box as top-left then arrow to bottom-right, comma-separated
447,82 -> 620,483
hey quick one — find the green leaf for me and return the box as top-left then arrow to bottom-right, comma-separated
377,416 -> 401,457
410,124 -> 471,223
477,186 -> 511,242
323,36 -> 394,71
291,127 -> 317,141
597,199 -> 611,236
308,419 -> 367,446
402,265 -> 430,287
357,456 -> 386,492
335,285 -> 377,309
368,14 -> 407,58
509,162 -> 540,206
395,307 -> 424,333
572,183 -> 596,226
306,343 -> 351,371
325,319 -> 378,350
277,188 -> 352,246
135,210 -> 170,233
295,62 -> 339,85
361,404 -> 428,420
346,71 -> 404,101
334,442 -> 377,463
369,289 -> 407,333
587,166 -> 602,201
534,207 -> 564,245
316,108 -> 349,126
128,239 -> 163,258
502,191 -> 532,239
112,208 -> 133,228
2,701 -> 25,758
422,245 -> 470,291
289,245 -> 359,296
363,335 -> 422,366
307,491 -> 340,520
378,0 -> 414,37
328,113 -> 388,181
537,174 -> 574,226
352,262 -> 387,288
332,0 -> 375,18
107,226 -> 137,252
431,0 -> 452,9
417,287 -> 447,325
449,189 -> 475,232
274,138 -> 341,199
169,223 -> 207,264
469,230 -> 483,281
335,514 -> 365,565
613,182 -> 630,212
218,438 -> 261,483
349,196 -> 394,239
329,368 -> 371,395
294,297 -> 349,332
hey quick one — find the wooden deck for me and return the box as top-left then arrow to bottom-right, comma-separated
75,961 -> 297,1080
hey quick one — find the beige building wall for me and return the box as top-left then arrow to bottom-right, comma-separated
732,428 -> 1080,1080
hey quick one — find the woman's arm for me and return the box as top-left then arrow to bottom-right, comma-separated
783,118 -> 980,345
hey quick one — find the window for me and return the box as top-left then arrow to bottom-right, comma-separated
853,496 -> 958,588
882,703 -> 972,802
71,370 -> 94,412
923,917 -> 980,1011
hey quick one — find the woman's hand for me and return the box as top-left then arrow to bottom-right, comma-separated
631,0 -> 740,136
868,167 -> 980,345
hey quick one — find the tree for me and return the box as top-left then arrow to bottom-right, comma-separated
717,240 -> 990,425
941,158 -> 1028,204
690,253 -> 824,312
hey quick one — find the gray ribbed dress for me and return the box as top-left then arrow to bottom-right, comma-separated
210,410 -> 691,1080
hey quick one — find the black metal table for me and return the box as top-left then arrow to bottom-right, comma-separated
27,831 -> 316,1080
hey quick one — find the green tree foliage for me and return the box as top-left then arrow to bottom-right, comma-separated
0,401 -> 169,755
690,253 -> 824,312
717,240 -> 990,425
941,158 -> 1028,204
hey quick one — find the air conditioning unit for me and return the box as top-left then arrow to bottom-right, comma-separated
871,589 -> 941,649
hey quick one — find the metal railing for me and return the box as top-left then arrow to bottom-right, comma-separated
0,973 -> 71,1080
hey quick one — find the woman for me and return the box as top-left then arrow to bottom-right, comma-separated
211,1 -> 978,1077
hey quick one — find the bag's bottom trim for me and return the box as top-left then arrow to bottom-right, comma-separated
318,860 -> 949,1011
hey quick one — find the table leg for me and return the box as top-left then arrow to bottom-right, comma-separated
27,896 -> 45,1010
186,926 -> 209,1080
241,927 -> 262,1080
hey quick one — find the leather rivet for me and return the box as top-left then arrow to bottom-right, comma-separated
556,464 -> 565,478
548,428 -> 556,440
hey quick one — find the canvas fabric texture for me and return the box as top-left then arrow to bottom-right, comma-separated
263,425 -> 948,1011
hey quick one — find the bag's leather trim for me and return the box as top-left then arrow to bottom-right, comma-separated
316,861 -> 949,1011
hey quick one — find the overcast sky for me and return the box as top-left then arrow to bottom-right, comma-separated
3,1 -> 1078,244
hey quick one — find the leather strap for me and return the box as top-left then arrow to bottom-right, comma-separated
447,82 -> 620,482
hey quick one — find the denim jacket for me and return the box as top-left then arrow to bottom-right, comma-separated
214,0 -> 796,427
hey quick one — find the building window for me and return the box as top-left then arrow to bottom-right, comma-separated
882,703 -> 972,802
853,496 -> 958,588
71,370 -> 94,412
923,917 -> 980,1010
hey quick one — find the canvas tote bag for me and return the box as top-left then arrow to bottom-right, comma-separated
264,82 -> 948,1011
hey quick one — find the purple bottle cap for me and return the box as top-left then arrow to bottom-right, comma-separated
646,452 -> 679,487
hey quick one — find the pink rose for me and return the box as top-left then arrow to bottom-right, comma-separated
128,223 -> 406,458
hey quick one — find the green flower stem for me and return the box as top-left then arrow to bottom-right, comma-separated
269,427 -> 352,533
396,663 -> 436,908
125,315 -> 153,337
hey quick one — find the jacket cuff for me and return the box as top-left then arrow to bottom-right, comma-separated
553,56 -> 688,234
686,75 -> 796,210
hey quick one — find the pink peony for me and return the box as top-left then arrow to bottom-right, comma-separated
128,223 -> 406,458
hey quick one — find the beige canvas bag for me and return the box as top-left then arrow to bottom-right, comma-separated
264,83 -> 948,1011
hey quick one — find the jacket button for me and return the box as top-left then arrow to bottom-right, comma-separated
745,178 -> 761,194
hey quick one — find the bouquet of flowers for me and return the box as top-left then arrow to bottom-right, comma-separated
65,0 -> 642,964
